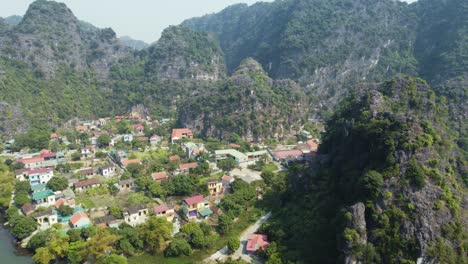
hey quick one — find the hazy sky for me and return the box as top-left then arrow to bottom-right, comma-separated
0,0 -> 417,43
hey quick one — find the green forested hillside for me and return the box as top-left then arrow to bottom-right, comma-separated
262,76 -> 467,263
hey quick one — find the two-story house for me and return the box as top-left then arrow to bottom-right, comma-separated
153,203 -> 175,222
123,205 -> 149,227
182,195 -> 210,219
99,165 -> 116,178
32,209 -> 58,230
28,168 -> 54,186
207,179 -> 224,196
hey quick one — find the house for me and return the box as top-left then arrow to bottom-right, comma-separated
271,149 -> 304,162
306,140 -> 318,152
74,178 -> 101,192
149,135 -> 162,147
17,152 -> 65,169
221,175 -> 235,188
81,148 -> 93,159
246,234 -> 270,253
245,150 -> 270,162
54,198 -> 75,209
69,212 -> 91,228
133,124 -> 144,134
27,168 -> 54,186
123,134 -> 134,142
182,195 -> 209,218
32,189 -> 56,207
214,149 -> 248,163
62,188 -> 76,199
122,159 -> 141,167
152,172 -> 168,183
176,162 -> 198,175
117,179 -> 135,191
31,183 -> 47,193
169,155 -> 180,162
207,179 -> 224,196
94,215 -> 119,229
99,165 -> 116,178
17,156 -> 44,169
153,204 -> 175,222
78,168 -> 94,177
76,125 -> 89,132
228,143 -> 241,149
21,204 -> 36,217
123,205 -> 149,227
171,128 -> 193,143
116,151 -> 128,163
32,209 -> 58,229
96,118 -> 107,127
184,142 -> 203,159
15,168 -> 30,181
50,133 -> 58,140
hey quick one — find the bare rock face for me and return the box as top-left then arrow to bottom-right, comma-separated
344,202 -> 367,264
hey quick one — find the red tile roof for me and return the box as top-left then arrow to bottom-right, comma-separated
169,155 -> 180,162
179,162 -> 198,170
28,168 -> 52,175
134,124 -> 144,130
229,143 -> 241,149
15,168 -> 30,175
74,178 -> 100,188
150,135 -> 161,140
21,204 -> 36,214
306,140 -> 318,151
246,234 -> 270,252
153,204 -> 170,214
70,212 -> 88,225
183,195 -> 204,206
18,157 -> 44,164
222,175 -> 234,183
152,172 -> 168,181
122,159 -> 141,167
272,149 -> 303,159
171,128 -> 193,141
40,152 -> 57,158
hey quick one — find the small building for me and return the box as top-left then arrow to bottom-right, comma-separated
117,179 -> 135,191
221,175 -> 235,188
21,204 -> 36,217
32,209 -> 58,229
32,189 -> 56,207
149,135 -> 162,147
50,133 -> 58,140
171,128 -> 193,143
153,204 -> 175,222
123,205 -> 149,227
207,179 -> 224,196
54,198 -> 75,209
151,172 -> 169,183
214,149 -> 248,163
78,168 -> 94,177
74,178 -> 101,192
62,188 -> 76,199
182,195 -> 209,218
176,162 -> 198,175
31,183 -> 47,193
94,215 -> 119,229
28,168 -> 54,186
133,124 -> 144,134
123,134 -> 134,142
76,125 -> 89,132
99,165 -> 116,178
246,234 -> 270,253
81,148 -> 93,159
69,212 -> 91,229
245,150 -> 270,162
116,151 -> 128,163
15,168 -> 30,181
271,149 -> 304,163
122,159 -> 141,167
185,142 -> 205,159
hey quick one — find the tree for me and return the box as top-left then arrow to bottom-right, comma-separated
87,229 -> 120,261
58,205 -> 74,216
165,237 -> 193,257
28,231 -> 51,250
97,134 -> 111,148
14,192 -> 31,206
359,170 -> 384,198
127,163 -> 144,178
227,237 -> 240,253
109,206 -> 122,219
71,151 -> 81,161
15,180 -> 31,193
67,228 -> 83,242
218,158 -> 237,171
180,222 -> 206,248
219,214 -> 234,234
11,216 -> 37,239
97,254 -> 128,264
33,247 -> 55,264
149,182 -> 167,198
47,177 -> 69,191
139,217 -> 173,253
67,240 -> 88,264
171,174 -> 196,195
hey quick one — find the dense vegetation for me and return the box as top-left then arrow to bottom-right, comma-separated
260,76 -> 467,263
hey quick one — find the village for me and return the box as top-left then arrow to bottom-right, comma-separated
1,111 -> 319,263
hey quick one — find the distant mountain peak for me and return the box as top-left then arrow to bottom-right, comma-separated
119,36 -> 149,50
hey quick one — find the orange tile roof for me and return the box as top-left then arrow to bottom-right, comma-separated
171,128 -> 193,141
122,159 -> 141,167
70,212 -> 88,225
152,172 -> 168,181
179,162 -> 198,170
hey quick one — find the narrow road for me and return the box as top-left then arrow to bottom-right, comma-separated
206,211 -> 271,263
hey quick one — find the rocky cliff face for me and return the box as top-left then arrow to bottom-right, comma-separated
177,58 -> 307,141
0,0 -> 130,78
144,26 -> 226,81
